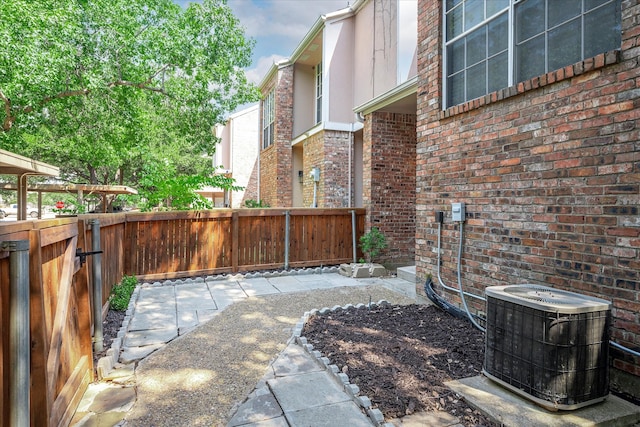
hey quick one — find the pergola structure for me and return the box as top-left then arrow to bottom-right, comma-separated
0,149 -> 60,220
0,182 -> 138,216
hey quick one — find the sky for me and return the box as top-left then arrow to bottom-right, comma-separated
174,0 -> 350,84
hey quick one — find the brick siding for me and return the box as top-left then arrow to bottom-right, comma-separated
363,111 -> 417,266
417,0 -> 640,386
260,65 -> 294,207
302,130 -> 352,208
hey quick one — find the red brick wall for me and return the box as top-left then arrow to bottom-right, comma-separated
302,131 -> 324,207
363,111 -> 417,266
259,65 -> 294,207
417,0 -> 640,387
302,129 -> 352,208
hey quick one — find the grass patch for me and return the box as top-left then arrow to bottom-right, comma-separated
109,275 -> 138,311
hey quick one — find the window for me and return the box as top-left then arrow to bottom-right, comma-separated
262,90 -> 274,149
315,62 -> 323,124
444,0 -> 621,108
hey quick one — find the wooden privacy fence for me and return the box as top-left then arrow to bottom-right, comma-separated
0,208 -> 365,426
123,208 -> 365,281
0,218 -> 94,427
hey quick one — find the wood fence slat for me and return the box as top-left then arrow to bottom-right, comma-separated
232,212 -> 239,272
28,229 -> 51,426
49,355 -> 90,427
45,235 -> 78,406
39,223 -> 77,247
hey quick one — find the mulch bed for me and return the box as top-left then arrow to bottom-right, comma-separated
302,303 -> 497,426
93,309 -> 126,366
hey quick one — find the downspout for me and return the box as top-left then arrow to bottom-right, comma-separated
257,135 -> 261,203
228,118 -> 234,208
348,123 -> 353,208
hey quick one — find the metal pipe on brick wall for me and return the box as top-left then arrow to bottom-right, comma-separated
5,240 -> 30,427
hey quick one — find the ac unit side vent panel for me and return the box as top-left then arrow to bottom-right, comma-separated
483,285 -> 611,411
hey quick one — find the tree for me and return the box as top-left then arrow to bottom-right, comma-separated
0,0 -> 259,207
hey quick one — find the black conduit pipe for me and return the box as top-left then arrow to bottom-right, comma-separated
424,276 -> 468,320
424,275 -> 486,328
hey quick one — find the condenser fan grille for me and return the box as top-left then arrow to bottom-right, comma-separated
486,284 -> 611,313
504,286 -> 593,305
483,284 -> 611,411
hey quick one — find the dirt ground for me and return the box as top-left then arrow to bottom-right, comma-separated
94,309 -> 126,366
302,303 -> 497,426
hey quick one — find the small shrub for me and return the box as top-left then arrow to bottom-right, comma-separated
109,276 -> 137,311
359,227 -> 387,264
244,199 -> 270,208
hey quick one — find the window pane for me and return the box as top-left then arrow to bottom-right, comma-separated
516,0 -> 544,42
517,35 -> 545,81
548,19 -> 581,71
466,26 -> 487,67
448,39 -> 466,75
447,5 -> 464,39
486,0 -> 508,17
548,0 -> 581,28
464,0 -> 484,31
585,0 -> 612,12
467,61 -> 486,100
584,2 -> 621,57
488,12 -> 508,56
488,52 -> 508,93
446,0 -> 463,12
448,72 -> 465,106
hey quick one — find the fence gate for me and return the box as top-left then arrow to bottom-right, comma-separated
0,220 -> 93,426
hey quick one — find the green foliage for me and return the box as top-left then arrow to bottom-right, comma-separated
359,227 -> 388,264
0,0 -> 260,206
109,276 -> 138,311
138,170 -> 242,211
243,199 -> 270,208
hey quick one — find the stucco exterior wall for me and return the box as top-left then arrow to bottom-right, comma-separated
324,17 -> 355,123
353,0 -> 402,106
229,105 -> 259,208
293,63 -> 315,137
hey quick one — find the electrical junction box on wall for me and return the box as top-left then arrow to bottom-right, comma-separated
451,202 -> 465,222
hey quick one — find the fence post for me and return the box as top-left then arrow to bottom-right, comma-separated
232,211 -> 239,272
3,240 -> 30,427
284,211 -> 290,270
351,210 -> 357,263
90,219 -> 104,352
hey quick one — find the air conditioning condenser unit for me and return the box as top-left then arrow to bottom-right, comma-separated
483,284 -> 611,411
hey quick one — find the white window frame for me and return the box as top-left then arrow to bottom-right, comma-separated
315,61 -> 323,124
442,0 -> 621,109
262,90 -> 274,149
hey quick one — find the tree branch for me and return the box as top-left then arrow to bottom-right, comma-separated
147,63 -> 172,83
0,89 -> 16,132
2,72 -> 172,133
108,80 -> 168,94
42,89 -> 91,103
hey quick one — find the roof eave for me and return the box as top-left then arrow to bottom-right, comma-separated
353,76 -> 418,116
